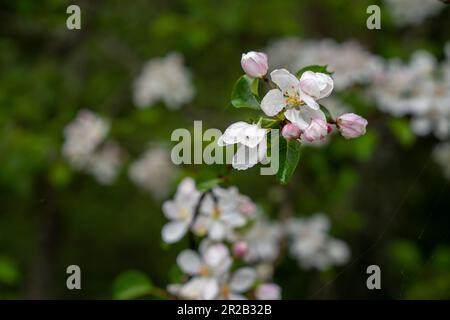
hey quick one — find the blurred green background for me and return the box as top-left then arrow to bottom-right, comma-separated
0,0 -> 449,299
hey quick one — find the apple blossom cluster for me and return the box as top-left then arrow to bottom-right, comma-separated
372,50 -> 450,140
384,0 -> 445,26
162,177 -> 350,300
128,146 -> 178,199
133,52 -> 195,109
219,50 -> 368,173
62,109 -> 123,184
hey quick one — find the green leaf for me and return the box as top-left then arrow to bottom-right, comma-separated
277,137 -> 301,184
388,118 -> 416,147
0,256 -> 19,285
295,65 -> 334,77
231,75 -> 260,109
319,104 -> 333,122
113,270 -> 153,300
197,178 -> 222,192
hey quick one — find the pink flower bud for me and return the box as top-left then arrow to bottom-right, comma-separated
302,118 -> 328,142
281,122 -> 302,140
255,283 -> 281,300
327,123 -> 334,134
232,241 -> 248,258
336,113 -> 368,139
241,51 -> 268,78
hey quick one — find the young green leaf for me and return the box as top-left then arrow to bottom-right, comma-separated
231,75 -> 260,109
295,65 -> 334,78
112,270 -> 153,300
277,137 -> 301,184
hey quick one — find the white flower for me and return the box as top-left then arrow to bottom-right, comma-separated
255,283 -> 281,300
133,52 -> 194,109
161,177 -> 201,243
287,213 -> 350,270
261,69 -> 332,116
433,142 -> 450,179
62,109 -> 109,169
240,219 -> 282,263
384,0 -> 445,26
217,267 -> 256,300
266,39 -> 383,90
86,141 -> 123,185
172,243 -> 232,300
218,121 -> 267,170
193,187 -> 251,240
128,146 -> 177,199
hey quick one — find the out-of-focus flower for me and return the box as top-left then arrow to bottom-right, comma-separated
281,122 -> 302,140
384,0 -> 445,26
170,243 -> 232,300
133,52 -> 194,109
193,187 -> 252,240
232,241 -> 249,258
336,113 -> 368,139
261,69 -> 332,115
217,267 -> 256,300
266,39 -> 383,90
87,141 -> 123,185
62,109 -> 124,184
161,178 -> 201,243
433,142 -> 450,179
255,283 -> 281,300
128,146 -> 177,199
241,51 -> 269,78
287,214 -> 350,270
240,219 -> 282,263
218,122 -> 267,170
62,109 -> 110,169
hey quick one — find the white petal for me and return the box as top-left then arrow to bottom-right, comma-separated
300,92 -> 320,110
162,201 -> 179,220
228,293 -> 247,300
241,125 -> 266,148
202,279 -> 219,300
270,69 -> 300,96
161,221 -> 188,243
261,89 -> 286,116
204,243 -> 229,269
232,145 -> 259,170
229,267 -> 256,292
177,250 -> 202,275
209,221 -> 227,241
284,109 -> 309,131
299,71 -> 322,98
221,212 -> 246,227
219,122 -> 250,145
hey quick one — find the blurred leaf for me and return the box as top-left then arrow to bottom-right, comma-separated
432,246 -> 450,270
0,256 -> 20,285
197,178 -> 222,192
277,138 -> 301,184
295,65 -> 333,77
389,240 -> 422,272
112,270 -> 153,300
231,75 -> 260,109
388,118 -> 416,147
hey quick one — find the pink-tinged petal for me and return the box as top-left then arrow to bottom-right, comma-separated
261,89 -> 286,116
270,69 -> 300,96
300,92 -> 320,110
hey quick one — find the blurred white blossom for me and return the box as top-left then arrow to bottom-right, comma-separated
433,142 -> 450,179
266,38 -> 383,90
128,146 -> 177,199
287,213 -> 350,270
133,52 -> 195,109
240,219 -> 282,263
384,0 -> 445,26
62,109 -> 123,184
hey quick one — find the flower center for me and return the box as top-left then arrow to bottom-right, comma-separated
212,206 -> 221,219
285,95 -> 302,107
199,265 -> 210,276
220,285 -> 230,299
